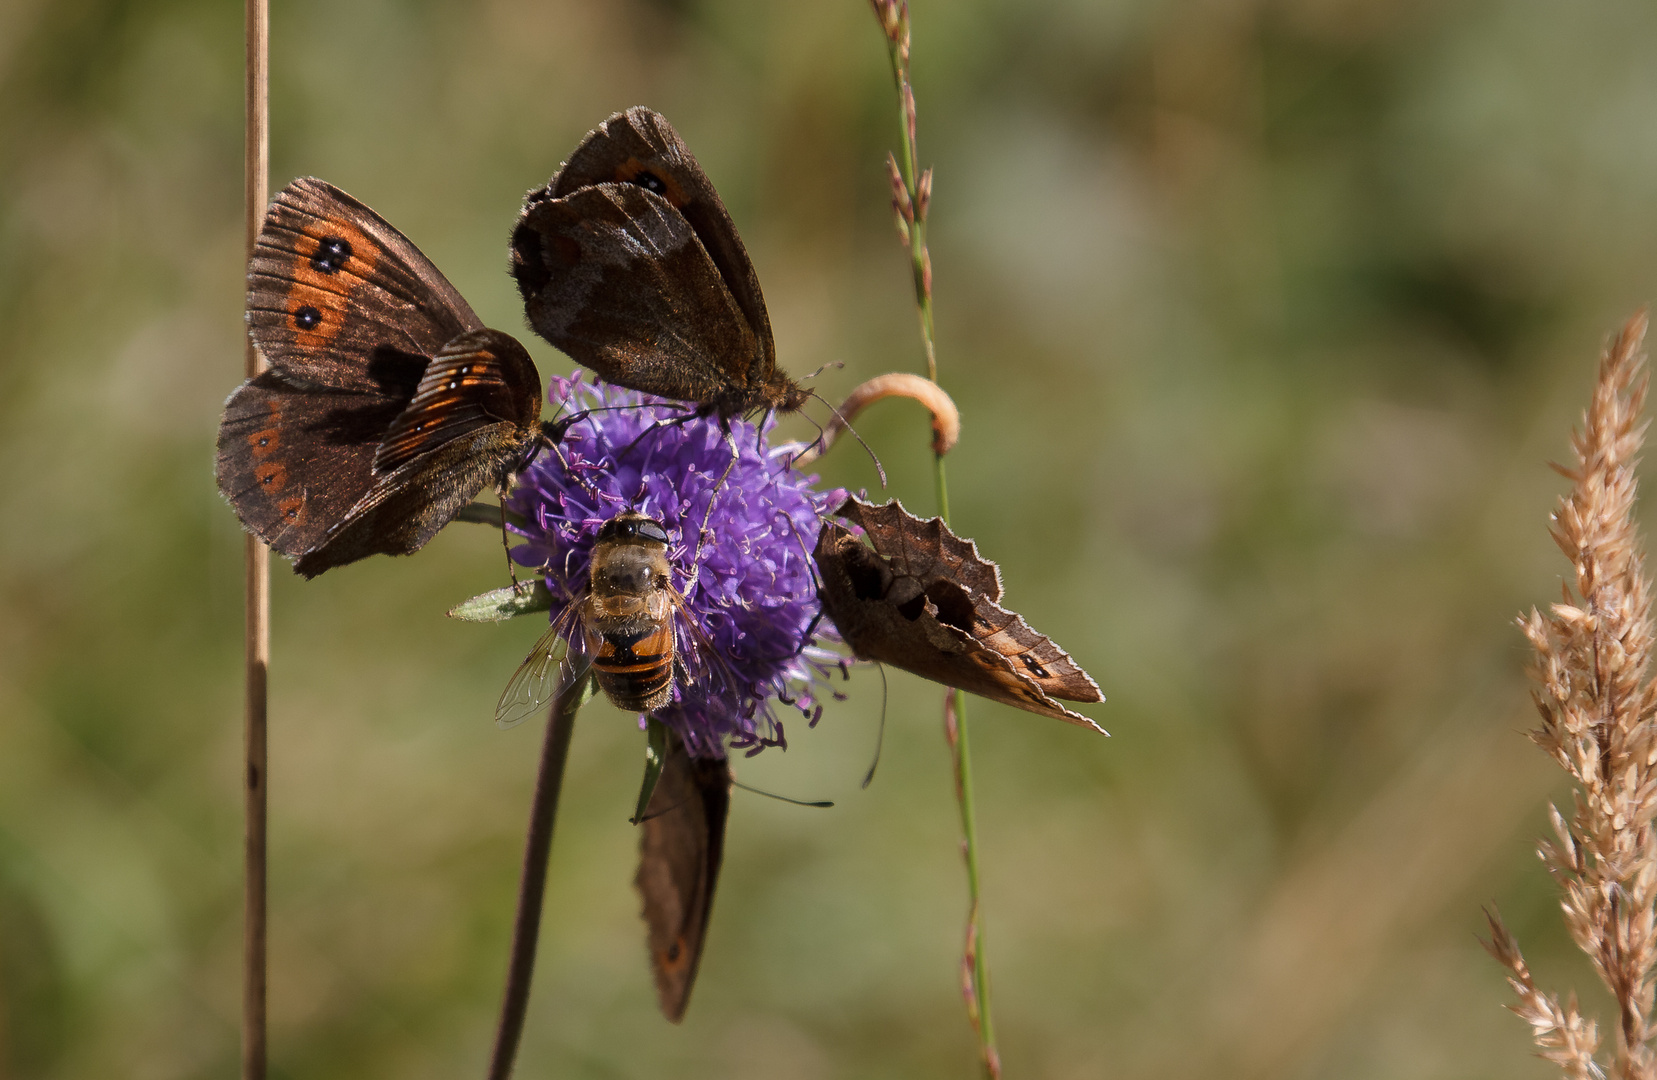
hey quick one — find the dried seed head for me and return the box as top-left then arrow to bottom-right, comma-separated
903,82 -> 918,153
1501,310 -> 1657,1077
887,151 -> 913,230
870,0 -> 902,42
916,167 -> 933,222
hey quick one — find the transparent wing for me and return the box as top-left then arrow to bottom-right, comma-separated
496,599 -> 592,729
669,589 -> 741,703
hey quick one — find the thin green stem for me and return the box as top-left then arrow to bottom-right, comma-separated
871,3 -> 999,1075
933,453 -> 950,525
948,689 -> 999,1074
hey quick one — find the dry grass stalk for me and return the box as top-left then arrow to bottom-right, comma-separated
1492,310 -> 1657,1080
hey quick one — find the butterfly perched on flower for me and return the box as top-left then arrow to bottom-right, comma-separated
217,177 -> 551,577
510,106 -> 809,422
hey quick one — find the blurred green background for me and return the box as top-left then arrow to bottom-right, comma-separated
3,0 -> 1656,1076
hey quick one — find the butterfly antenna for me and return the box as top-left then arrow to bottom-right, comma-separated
731,779 -> 833,808
804,388 -> 887,488
633,795 -> 692,823
861,662 -> 888,789
800,360 -> 845,382
781,512 -> 826,595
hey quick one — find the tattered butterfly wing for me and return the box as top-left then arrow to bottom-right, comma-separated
840,498 -> 1100,705
513,182 -> 756,406
374,328 -> 544,474
814,498 -> 1105,731
215,355 -> 427,558
247,177 -> 480,390
540,105 -> 775,364
636,728 -> 730,1022
851,499 -> 1003,602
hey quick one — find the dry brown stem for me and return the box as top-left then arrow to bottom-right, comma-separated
1500,310 -> 1657,1079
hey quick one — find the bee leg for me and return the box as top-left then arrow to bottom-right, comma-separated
616,403 -> 697,459
687,426 -> 741,593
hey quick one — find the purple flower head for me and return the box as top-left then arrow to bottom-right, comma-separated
507,375 -> 846,760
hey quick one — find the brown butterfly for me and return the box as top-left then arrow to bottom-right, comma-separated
509,106 -> 808,421
635,723 -> 730,1022
217,177 -> 550,578
814,497 -> 1105,731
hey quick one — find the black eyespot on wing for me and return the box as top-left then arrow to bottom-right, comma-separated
309,236 -> 352,274
293,305 -> 321,330
630,170 -> 668,196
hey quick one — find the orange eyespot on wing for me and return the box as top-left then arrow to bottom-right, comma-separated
247,425 -> 280,456
245,177 -> 481,391
254,461 -> 287,491
613,157 -> 690,208
223,179 -> 549,578
277,215 -> 382,349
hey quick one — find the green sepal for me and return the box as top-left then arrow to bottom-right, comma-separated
630,717 -> 670,825
446,580 -> 553,623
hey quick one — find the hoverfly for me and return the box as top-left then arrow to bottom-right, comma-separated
496,511 -> 726,727
494,510 -> 735,1022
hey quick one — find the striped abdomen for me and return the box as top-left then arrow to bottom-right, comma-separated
592,621 -> 676,712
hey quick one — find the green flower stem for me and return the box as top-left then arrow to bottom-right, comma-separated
873,5 -> 1000,1075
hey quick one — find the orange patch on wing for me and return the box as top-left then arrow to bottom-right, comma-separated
283,216 -> 382,349
248,428 -> 280,456
255,461 -> 288,491
277,495 -> 306,522
614,157 -> 689,208
658,936 -> 691,973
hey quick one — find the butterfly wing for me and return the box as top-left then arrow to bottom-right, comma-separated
635,727 -> 730,1022
225,178 -> 537,576
537,105 -> 775,366
514,182 -> 758,406
247,177 -> 481,390
373,328 -> 544,474
215,355 -> 427,558
814,499 -> 1106,731
844,498 -> 1102,705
